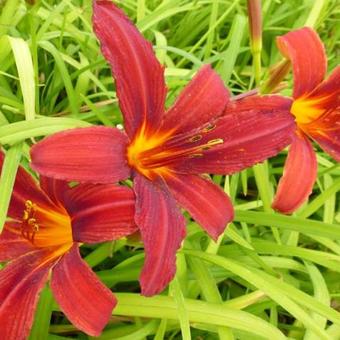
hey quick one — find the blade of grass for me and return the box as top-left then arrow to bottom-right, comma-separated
0,0 -> 21,36
112,294 -> 286,340
169,277 -> 191,340
8,36 -> 36,120
0,143 -> 22,233
304,261 -> 330,340
0,117 -> 90,145
204,0 -> 219,59
219,14 -> 247,83
184,250 -> 336,339
234,210 -> 340,239
29,286 -> 54,340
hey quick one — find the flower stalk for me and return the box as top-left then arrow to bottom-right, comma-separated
247,0 -> 262,86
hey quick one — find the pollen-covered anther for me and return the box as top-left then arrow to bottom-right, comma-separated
189,135 -> 202,142
188,153 -> 203,158
201,123 -> 216,133
21,200 -> 39,242
198,138 -> 224,152
207,138 -> 224,146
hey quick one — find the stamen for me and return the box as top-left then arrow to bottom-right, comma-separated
206,138 -> 224,146
21,200 -> 39,243
201,123 -> 216,133
199,139 -> 224,151
188,153 -> 203,158
189,135 -> 202,142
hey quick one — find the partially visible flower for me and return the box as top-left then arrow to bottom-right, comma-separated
30,0 -> 295,296
261,59 -> 291,94
271,27 -> 340,214
0,152 -> 137,339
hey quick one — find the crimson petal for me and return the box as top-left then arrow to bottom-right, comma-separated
276,27 -> 327,98
39,176 -> 70,207
161,65 -> 229,134
166,174 -> 233,240
272,133 -> 317,214
309,118 -> 340,162
31,126 -> 130,184
307,65 -> 340,103
63,183 -> 137,243
0,226 -> 34,262
93,1 -> 166,138
176,95 -> 295,174
51,245 -> 117,336
0,249 -> 52,340
0,152 -> 54,221
134,173 -> 186,296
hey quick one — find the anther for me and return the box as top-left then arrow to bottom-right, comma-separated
201,146 -> 211,151
188,153 -> 203,158
206,138 -> 224,146
201,124 -> 216,133
189,135 -> 202,142
21,200 -> 39,243
200,138 -> 224,151
25,200 -> 34,209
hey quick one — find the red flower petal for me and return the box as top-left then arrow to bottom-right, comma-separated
0,152 -> 54,221
276,27 -> 327,98
272,133 -> 317,214
93,1 -> 166,138
51,245 -> 116,336
161,65 -> 229,134
176,95 -> 295,174
307,65 -> 340,102
39,176 -> 70,207
0,249 -> 52,340
166,174 -> 233,240
0,226 -> 34,262
134,174 -> 186,296
309,119 -> 340,162
305,66 -> 340,161
30,126 -> 130,184
63,183 -> 137,243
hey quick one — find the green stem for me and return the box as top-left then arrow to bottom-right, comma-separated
0,142 -> 22,233
253,50 -> 262,86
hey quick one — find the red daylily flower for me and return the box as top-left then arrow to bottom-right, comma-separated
30,0 -> 295,296
0,152 -> 137,339
271,27 -> 340,214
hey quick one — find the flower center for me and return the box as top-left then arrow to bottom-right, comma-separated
291,95 -> 331,126
127,122 -> 224,179
21,199 -> 73,247
127,125 -> 171,179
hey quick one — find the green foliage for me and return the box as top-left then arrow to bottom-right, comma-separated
0,0 -> 339,339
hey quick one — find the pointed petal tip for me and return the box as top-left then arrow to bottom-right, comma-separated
134,175 -> 186,297
271,202 -> 295,215
93,0 -> 166,138
277,27 -> 327,98
163,64 -> 229,134
51,245 -> 117,336
271,133 -> 317,214
166,174 -> 234,241
140,270 -> 176,297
